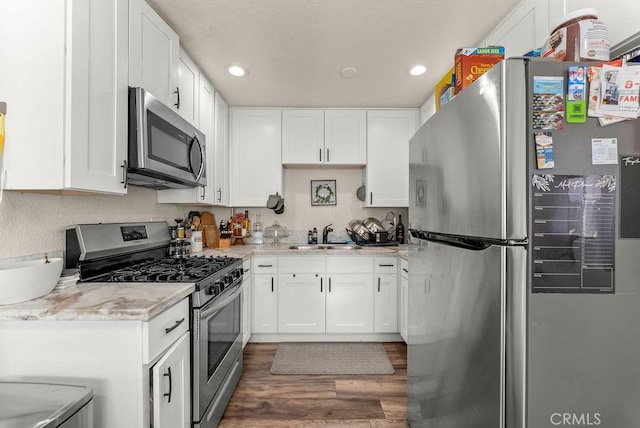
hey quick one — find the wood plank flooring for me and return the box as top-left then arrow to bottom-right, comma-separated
220,342 -> 407,427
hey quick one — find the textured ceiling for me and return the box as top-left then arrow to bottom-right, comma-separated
148,0 -> 521,108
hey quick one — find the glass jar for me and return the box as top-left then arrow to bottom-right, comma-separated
252,213 -> 264,245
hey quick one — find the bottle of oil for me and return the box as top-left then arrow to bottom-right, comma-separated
396,215 -> 405,244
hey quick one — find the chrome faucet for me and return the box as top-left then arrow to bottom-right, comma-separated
322,224 -> 333,244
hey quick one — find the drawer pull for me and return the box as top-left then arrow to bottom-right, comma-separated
378,264 -> 394,267
165,318 -> 185,334
402,268 -> 408,273
258,264 -> 273,267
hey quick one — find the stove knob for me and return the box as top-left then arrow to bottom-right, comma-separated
207,281 -> 222,295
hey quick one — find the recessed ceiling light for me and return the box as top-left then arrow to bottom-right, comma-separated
340,67 -> 358,78
227,65 -> 247,77
408,65 -> 427,76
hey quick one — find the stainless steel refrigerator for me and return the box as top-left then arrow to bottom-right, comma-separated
407,58 -> 640,427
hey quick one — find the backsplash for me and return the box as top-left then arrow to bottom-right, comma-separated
235,168 -> 407,244
0,168 -> 406,258
0,187 -> 204,259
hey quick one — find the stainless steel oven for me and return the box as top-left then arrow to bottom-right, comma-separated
65,221 -> 244,428
193,278 -> 243,428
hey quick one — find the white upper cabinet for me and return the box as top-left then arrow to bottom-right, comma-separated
282,109 -> 366,166
365,109 -> 418,207
282,109 -> 324,164
324,110 -> 367,165
0,0 -> 129,194
176,48 -> 200,125
482,0 -> 551,57
129,0 -> 179,107
213,92 -> 230,206
230,109 -> 282,207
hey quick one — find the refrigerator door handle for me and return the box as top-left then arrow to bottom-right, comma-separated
409,229 -> 528,251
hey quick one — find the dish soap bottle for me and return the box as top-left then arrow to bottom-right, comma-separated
396,215 -> 405,244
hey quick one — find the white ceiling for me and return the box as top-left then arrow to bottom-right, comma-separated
148,0 -> 522,108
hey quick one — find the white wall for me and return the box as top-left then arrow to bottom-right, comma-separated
0,168 -> 407,259
0,187 -> 202,259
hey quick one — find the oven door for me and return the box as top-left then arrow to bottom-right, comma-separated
193,280 -> 243,422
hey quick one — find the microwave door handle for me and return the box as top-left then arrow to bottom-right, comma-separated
189,135 -> 205,182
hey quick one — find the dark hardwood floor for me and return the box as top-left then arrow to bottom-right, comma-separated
219,342 -> 407,427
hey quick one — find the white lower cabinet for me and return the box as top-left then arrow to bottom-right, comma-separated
151,331 -> 190,428
374,257 -> 398,333
278,255 -> 325,333
252,257 -> 278,333
250,254 -> 404,339
278,273 -> 325,333
0,297 -> 190,428
325,256 -> 374,333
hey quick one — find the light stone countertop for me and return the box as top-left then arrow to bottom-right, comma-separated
0,282 -> 193,322
0,244 -> 408,322
197,243 -> 409,258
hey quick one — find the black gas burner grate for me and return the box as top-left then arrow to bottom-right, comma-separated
92,255 -> 238,283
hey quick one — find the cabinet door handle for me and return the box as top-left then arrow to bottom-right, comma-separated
326,148 -> 330,162
163,366 -> 172,403
217,188 -> 222,202
271,277 -> 274,292
319,148 -> 322,162
174,87 -> 180,109
378,277 -> 381,292
121,160 -> 128,189
244,268 -> 250,274
201,185 -> 206,200
320,277 -> 323,292
258,264 -> 273,268
370,192 -> 373,205
329,277 -> 332,293
165,317 -> 185,334
402,268 -> 409,273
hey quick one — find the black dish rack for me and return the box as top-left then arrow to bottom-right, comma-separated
346,229 -> 399,247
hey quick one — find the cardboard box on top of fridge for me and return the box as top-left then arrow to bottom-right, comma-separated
440,86 -> 456,109
435,66 -> 455,110
454,46 -> 505,94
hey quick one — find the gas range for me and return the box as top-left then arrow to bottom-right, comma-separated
65,221 -> 243,308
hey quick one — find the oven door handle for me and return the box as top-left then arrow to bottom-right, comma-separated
199,282 -> 242,320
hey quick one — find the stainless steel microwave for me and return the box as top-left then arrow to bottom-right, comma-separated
127,87 -> 206,189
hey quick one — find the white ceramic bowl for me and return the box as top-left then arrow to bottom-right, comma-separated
0,258 -> 63,305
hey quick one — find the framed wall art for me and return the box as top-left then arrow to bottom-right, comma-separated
311,180 -> 336,206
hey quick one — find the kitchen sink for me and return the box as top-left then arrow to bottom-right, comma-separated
288,244 -> 357,250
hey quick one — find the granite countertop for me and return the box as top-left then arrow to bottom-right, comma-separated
0,282 -> 193,322
198,243 -> 409,258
